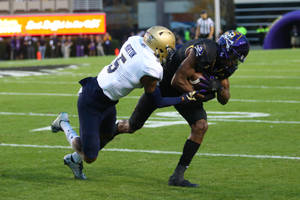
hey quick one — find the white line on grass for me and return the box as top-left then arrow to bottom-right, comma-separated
1,80 -> 78,85
2,80 -> 300,90
1,111 -> 300,124
1,143 -> 299,160
233,75 -> 300,79
0,92 -> 77,96
1,92 -> 299,104
231,85 -> 300,90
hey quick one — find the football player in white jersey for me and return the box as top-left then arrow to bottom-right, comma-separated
50,26 -> 203,180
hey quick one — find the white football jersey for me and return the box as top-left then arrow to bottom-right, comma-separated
97,36 -> 163,101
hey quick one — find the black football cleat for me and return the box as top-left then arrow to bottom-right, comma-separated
168,175 -> 199,187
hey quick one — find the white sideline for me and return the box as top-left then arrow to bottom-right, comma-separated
0,143 -> 299,160
0,92 -> 300,103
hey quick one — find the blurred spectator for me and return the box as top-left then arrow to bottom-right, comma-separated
88,35 -> 96,56
64,36 -> 73,58
56,37 -> 62,57
195,10 -> 214,40
49,35 -> 58,58
103,32 -> 112,54
76,35 -> 84,57
83,35 -> 90,56
184,29 -> 191,42
10,36 -> 16,60
24,35 -> 35,59
291,25 -> 300,48
15,36 -> 23,60
96,35 -> 105,56
236,26 -> 247,35
60,35 -> 67,58
256,25 -> 267,46
38,35 -> 46,59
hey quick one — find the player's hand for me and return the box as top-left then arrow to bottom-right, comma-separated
200,76 -> 222,93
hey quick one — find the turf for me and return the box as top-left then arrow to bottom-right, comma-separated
0,49 -> 300,200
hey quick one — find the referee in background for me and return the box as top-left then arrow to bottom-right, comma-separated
195,10 -> 214,40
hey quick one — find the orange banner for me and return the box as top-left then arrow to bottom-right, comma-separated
0,13 -> 106,36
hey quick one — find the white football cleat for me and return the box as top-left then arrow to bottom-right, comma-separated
51,112 -> 69,133
63,154 -> 87,180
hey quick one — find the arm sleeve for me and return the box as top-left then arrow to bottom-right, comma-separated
145,87 -> 182,108
143,57 -> 163,81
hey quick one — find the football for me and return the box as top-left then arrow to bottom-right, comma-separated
189,72 -> 209,91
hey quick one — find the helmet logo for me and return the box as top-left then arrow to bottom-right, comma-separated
222,32 -> 236,51
194,45 -> 204,56
146,33 -> 154,44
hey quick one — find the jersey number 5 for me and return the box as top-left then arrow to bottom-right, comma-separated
107,54 -> 127,73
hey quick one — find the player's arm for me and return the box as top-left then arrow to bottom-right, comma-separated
217,78 -> 230,105
141,76 -> 198,108
171,49 -> 196,93
195,26 -> 200,39
208,25 -> 214,39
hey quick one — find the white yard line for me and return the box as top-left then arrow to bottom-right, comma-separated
233,75 -> 300,79
0,143 -> 299,160
1,111 -> 299,125
0,92 -> 77,96
2,79 -> 300,90
229,99 -> 300,104
1,92 -> 299,104
231,85 -> 300,90
1,80 -> 78,85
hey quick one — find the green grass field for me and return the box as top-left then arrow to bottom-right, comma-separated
0,49 -> 300,200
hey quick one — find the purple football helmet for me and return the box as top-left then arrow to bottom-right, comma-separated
217,30 -> 250,63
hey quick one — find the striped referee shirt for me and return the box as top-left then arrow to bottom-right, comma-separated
196,17 -> 214,35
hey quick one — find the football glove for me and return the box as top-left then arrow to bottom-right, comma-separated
181,91 -> 199,103
197,76 -> 223,93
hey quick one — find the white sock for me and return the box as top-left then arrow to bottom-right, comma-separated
60,121 -> 79,146
71,152 -> 82,163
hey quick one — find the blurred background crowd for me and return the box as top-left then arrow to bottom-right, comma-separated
0,0 -> 299,60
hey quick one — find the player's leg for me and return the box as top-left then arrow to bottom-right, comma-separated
51,111 -> 87,180
76,90 -> 106,164
98,106 -> 117,150
116,93 -> 157,134
168,103 -> 208,187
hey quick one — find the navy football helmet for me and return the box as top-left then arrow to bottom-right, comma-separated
218,30 -> 249,63
214,30 -> 250,79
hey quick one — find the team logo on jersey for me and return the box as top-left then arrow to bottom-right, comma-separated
194,45 -> 204,57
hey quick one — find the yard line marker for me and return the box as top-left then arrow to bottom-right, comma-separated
2,92 -> 300,104
2,79 -> 300,90
231,85 -> 300,90
0,92 -> 77,96
1,143 -> 299,160
0,92 -> 300,104
230,99 -> 300,104
1,111 -> 300,125
233,75 -> 300,79
1,80 -> 78,85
